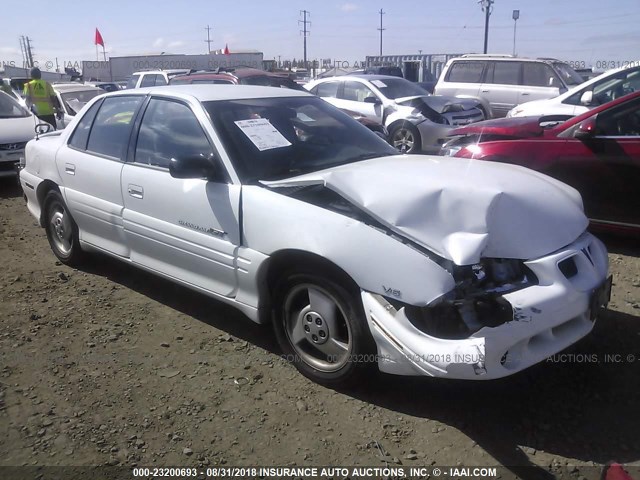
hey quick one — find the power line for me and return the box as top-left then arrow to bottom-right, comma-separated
299,10 -> 311,69
205,25 -> 212,54
377,9 -> 385,56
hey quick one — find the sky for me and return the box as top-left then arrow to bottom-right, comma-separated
1,0 -> 639,72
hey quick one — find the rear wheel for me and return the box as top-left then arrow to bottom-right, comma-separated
390,123 -> 421,154
273,272 -> 376,385
44,190 -> 84,266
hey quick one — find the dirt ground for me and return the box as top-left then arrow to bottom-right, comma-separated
1,176 -> 639,479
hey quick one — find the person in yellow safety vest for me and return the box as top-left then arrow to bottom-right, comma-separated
23,67 -> 63,129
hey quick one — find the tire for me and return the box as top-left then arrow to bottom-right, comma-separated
273,272 -> 377,386
43,190 -> 85,266
390,122 -> 421,154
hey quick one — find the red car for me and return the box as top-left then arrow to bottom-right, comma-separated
441,91 -> 640,234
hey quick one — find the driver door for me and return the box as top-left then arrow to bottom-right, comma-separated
121,97 -> 241,296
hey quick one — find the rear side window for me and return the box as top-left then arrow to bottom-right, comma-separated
523,63 -> 556,87
486,61 -> 521,85
140,74 -> 157,88
126,75 -> 140,89
314,82 -> 340,98
68,99 -> 102,150
135,98 -> 214,168
86,96 -> 143,159
446,61 -> 485,83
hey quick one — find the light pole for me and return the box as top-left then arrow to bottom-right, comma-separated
512,10 -> 520,56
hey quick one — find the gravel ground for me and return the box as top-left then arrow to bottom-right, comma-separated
1,177 -> 639,479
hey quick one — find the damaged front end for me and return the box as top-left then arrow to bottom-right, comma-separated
361,233 -> 609,380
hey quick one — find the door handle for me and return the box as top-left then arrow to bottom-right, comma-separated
481,90 -> 490,93
127,184 -> 144,199
521,92 -> 530,96
64,163 -> 75,175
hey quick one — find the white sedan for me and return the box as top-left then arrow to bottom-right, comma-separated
20,86 -> 611,384
508,63 -> 640,118
305,75 -> 484,154
0,91 -> 39,178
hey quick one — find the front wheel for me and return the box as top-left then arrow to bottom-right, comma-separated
44,190 -> 84,266
273,273 -> 376,385
390,123 -> 421,154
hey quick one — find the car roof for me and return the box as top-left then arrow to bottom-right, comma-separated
104,84 -> 312,101
53,84 -> 104,93
318,74 -> 401,82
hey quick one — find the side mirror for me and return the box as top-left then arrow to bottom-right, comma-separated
35,123 -> 54,135
364,96 -> 381,105
579,90 -> 594,106
574,116 -> 598,141
169,155 -> 218,179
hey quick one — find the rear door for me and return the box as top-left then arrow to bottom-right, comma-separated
58,95 -> 144,256
331,80 -> 382,122
121,96 -> 241,296
435,60 -> 485,99
480,61 -> 522,117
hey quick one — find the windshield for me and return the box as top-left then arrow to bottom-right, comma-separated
204,96 -> 397,183
60,89 -> 103,115
553,63 -> 584,87
0,91 -> 30,118
371,77 -> 428,99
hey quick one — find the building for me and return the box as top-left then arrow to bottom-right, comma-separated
82,52 -> 264,82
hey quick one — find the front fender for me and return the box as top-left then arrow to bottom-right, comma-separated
242,186 -> 454,306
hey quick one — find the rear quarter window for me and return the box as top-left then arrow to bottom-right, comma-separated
446,61 -> 486,83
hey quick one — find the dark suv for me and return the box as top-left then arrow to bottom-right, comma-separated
169,68 -> 306,90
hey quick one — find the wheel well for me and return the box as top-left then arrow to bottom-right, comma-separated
36,180 -> 60,226
387,120 -> 419,135
256,250 -> 360,324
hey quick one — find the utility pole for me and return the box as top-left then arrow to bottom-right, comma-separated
299,10 -> 310,70
512,10 -> 520,56
479,0 -> 493,54
377,9 -> 385,56
205,25 -> 212,54
23,36 -> 34,69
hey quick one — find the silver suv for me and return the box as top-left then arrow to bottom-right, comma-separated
434,54 -> 585,118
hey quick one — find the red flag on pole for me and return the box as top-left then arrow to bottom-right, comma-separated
223,44 -> 230,55
95,28 -> 105,47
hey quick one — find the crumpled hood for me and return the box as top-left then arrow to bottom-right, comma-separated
395,95 -> 480,113
263,155 -> 588,265
0,115 -> 37,144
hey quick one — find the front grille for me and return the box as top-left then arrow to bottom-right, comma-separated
0,142 -> 27,151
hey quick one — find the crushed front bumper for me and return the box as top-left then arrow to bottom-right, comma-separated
362,232 -> 610,380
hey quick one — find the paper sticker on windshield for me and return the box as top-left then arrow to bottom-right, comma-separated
234,118 -> 292,151
371,80 -> 387,88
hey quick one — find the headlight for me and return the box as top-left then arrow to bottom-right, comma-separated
440,145 -> 462,156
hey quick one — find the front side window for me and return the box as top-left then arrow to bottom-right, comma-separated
371,78 -> 427,99
552,63 -> 584,87
86,96 -> 143,159
595,99 -> 640,136
446,61 -> 485,83
205,96 -> 396,183
523,63 -> 558,87
340,81 -> 377,102
154,75 -> 168,86
135,98 -> 214,168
